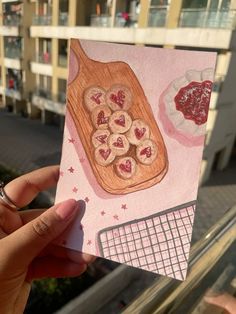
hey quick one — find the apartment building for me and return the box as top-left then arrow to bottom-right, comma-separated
0,0 -> 236,183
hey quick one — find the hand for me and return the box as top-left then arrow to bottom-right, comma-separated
205,292 -> 236,314
0,166 -> 95,314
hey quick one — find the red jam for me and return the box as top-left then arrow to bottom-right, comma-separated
110,90 -> 125,108
174,80 -> 212,125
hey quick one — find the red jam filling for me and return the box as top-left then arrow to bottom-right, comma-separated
99,148 -> 111,160
97,111 -> 108,126
113,137 -> 124,148
110,90 -> 125,108
119,160 -> 131,173
96,134 -> 107,144
174,80 -> 212,125
135,127 -> 146,140
91,92 -> 102,104
140,146 -> 151,158
114,115 -> 125,127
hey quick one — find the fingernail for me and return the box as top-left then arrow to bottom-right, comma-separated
56,199 -> 78,220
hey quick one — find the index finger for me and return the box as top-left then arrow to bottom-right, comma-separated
3,165 -> 59,209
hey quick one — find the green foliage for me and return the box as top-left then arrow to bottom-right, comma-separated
25,274 -> 95,313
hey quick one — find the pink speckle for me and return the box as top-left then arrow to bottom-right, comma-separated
113,215 -> 119,220
69,138 -> 75,144
84,197 -> 89,203
72,187 -> 78,193
101,210 -> 106,216
79,157 -> 86,163
87,240 -> 92,245
59,171 -> 64,177
121,204 -> 127,210
68,167 -> 74,173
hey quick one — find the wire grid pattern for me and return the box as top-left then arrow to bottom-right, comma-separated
97,201 -> 196,280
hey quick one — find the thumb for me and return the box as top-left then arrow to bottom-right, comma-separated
3,199 -> 79,269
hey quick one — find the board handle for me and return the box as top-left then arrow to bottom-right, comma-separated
70,39 -> 95,70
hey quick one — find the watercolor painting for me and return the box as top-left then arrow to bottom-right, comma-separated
67,39 -> 168,195
55,39 -> 216,280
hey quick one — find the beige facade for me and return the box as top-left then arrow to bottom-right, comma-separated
0,0 -> 236,183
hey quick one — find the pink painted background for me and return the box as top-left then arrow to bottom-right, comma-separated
55,40 -> 216,261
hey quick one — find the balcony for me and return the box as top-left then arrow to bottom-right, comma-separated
32,87 -> 66,114
90,14 -> 112,27
179,9 -> 236,29
148,6 -> 168,27
4,47 -> 21,59
3,14 -> 21,26
31,53 -> 52,76
36,52 -> 51,64
59,12 -> 68,26
57,91 -> 66,104
58,54 -> 67,67
32,15 -> 52,26
5,88 -> 22,100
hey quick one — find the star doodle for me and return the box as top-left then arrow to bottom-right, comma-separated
72,187 -> 78,193
121,204 -> 127,210
68,166 -> 74,173
84,197 -> 89,203
87,240 -> 92,245
113,215 -> 119,220
101,210 -> 106,216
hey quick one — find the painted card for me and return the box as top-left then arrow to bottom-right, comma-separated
55,39 -> 216,280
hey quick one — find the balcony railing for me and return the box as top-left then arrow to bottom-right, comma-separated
59,12 -> 68,26
3,14 -> 21,26
36,52 -> 52,64
34,87 -> 52,100
179,9 -> 236,29
90,13 -> 138,28
5,87 -> 22,100
58,54 -> 67,67
32,15 -> 52,26
4,48 -> 22,59
148,7 -> 168,27
57,91 -> 66,104
90,14 -> 112,27
34,88 -> 66,104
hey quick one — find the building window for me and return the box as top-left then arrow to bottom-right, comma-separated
58,39 -> 68,67
59,0 -> 68,25
58,79 -> 67,104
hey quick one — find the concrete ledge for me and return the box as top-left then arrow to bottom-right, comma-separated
30,61 -> 53,76
55,265 -> 139,314
30,26 -> 232,49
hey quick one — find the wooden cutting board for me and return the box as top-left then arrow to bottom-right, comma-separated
67,39 -> 168,195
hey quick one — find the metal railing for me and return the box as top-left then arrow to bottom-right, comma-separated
34,87 -> 52,100
35,52 -> 52,64
5,88 -> 22,100
3,14 -> 21,26
33,88 -> 66,104
123,204 -> 236,313
4,48 -> 22,59
32,15 -> 52,25
90,14 -> 112,27
59,12 -> 68,26
57,91 -> 66,104
58,54 -> 67,67
148,6 -> 169,27
179,9 -> 236,29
